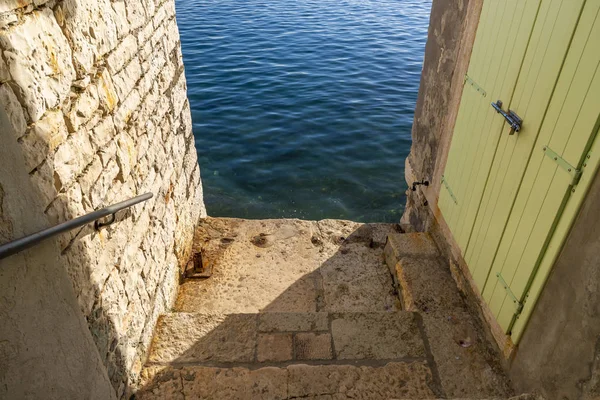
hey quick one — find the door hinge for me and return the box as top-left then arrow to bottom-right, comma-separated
464,74 -> 487,97
543,146 -> 582,186
496,272 -> 524,315
441,175 -> 458,205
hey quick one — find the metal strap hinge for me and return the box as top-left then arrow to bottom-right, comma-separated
464,74 -> 487,97
496,273 -> 524,314
441,175 -> 458,205
542,146 -> 582,186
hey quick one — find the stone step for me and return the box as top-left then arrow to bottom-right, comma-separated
136,365 -> 540,400
384,232 -> 513,397
137,362 -> 439,399
146,311 -> 427,366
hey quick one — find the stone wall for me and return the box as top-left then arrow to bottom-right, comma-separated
0,0 -> 206,396
401,0 -> 482,231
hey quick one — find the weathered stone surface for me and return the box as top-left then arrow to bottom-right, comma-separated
115,132 -> 137,181
0,83 -> 27,138
96,68 -> 119,113
106,34 -> 138,75
89,158 -> 119,208
113,89 -> 141,130
138,363 -> 436,399
331,312 -> 426,360
0,8 -> 75,122
29,160 -> 58,208
18,111 -> 68,172
180,366 -> 288,399
125,0 -> 147,31
295,332 -> 333,360
66,84 -> 100,132
257,333 -> 293,362
385,232 -> 439,261
91,116 -> 117,149
55,0 -> 118,76
287,362 -> 436,399
0,13 -> 18,31
385,244 -> 512,397
138,367 -> 184,400
138,219 -> 523,398
148,313 -> 256,364
0,0 -> 30,13
112,57 -> 143,101
52,128 -> 95,190
320,243 -> 399,312
258,312 -> 328,333
176,218 -> 324,313
111,1 -> 130,39
176,218 -> 400,315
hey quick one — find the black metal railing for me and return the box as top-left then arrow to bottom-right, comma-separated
0,192 -> 153,260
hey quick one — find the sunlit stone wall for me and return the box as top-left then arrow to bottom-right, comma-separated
0,0 -> 205,395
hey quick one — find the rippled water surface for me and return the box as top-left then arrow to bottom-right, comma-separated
176,0 -> 431,222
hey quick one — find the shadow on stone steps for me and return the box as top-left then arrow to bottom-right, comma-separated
135,218 -> 516,399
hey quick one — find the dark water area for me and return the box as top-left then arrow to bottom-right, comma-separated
176,0 -> 431,222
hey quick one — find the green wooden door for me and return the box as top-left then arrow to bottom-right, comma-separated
484,0 -> 600,334
440,0 -> 598,339
439,0 -> 544,250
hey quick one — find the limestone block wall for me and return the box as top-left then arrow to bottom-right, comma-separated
0,0 -> 206,396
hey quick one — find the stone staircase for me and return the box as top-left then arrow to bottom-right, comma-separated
136,217 -> 524,399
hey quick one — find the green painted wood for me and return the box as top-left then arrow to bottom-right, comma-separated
439,0 -> 542,259
468,0 -> 586,299
439,0 -> 600,340
492,3 -> 600,334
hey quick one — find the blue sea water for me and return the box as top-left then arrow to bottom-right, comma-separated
175,0 -> 431,222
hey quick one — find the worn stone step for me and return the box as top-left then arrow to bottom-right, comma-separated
147,311 -> 427,366
137,362 -> 439,399
136,365 -> 540,400
384,232 -> 513,397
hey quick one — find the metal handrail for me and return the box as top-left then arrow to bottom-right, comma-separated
0,192 -> 153,260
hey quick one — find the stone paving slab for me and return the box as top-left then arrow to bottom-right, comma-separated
294,332 -> 333,360
319,242 -> 399,312
177,218 -> 399,314
385,233 -> 513,398
176,218 -> 324,314
258,312 -> 329,332
148,313 -> 257,364
331,312 -> 426,360
137,362 -> 438,399
147,312 -> 426,365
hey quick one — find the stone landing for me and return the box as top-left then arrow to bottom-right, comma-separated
136,218 -> 519,399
